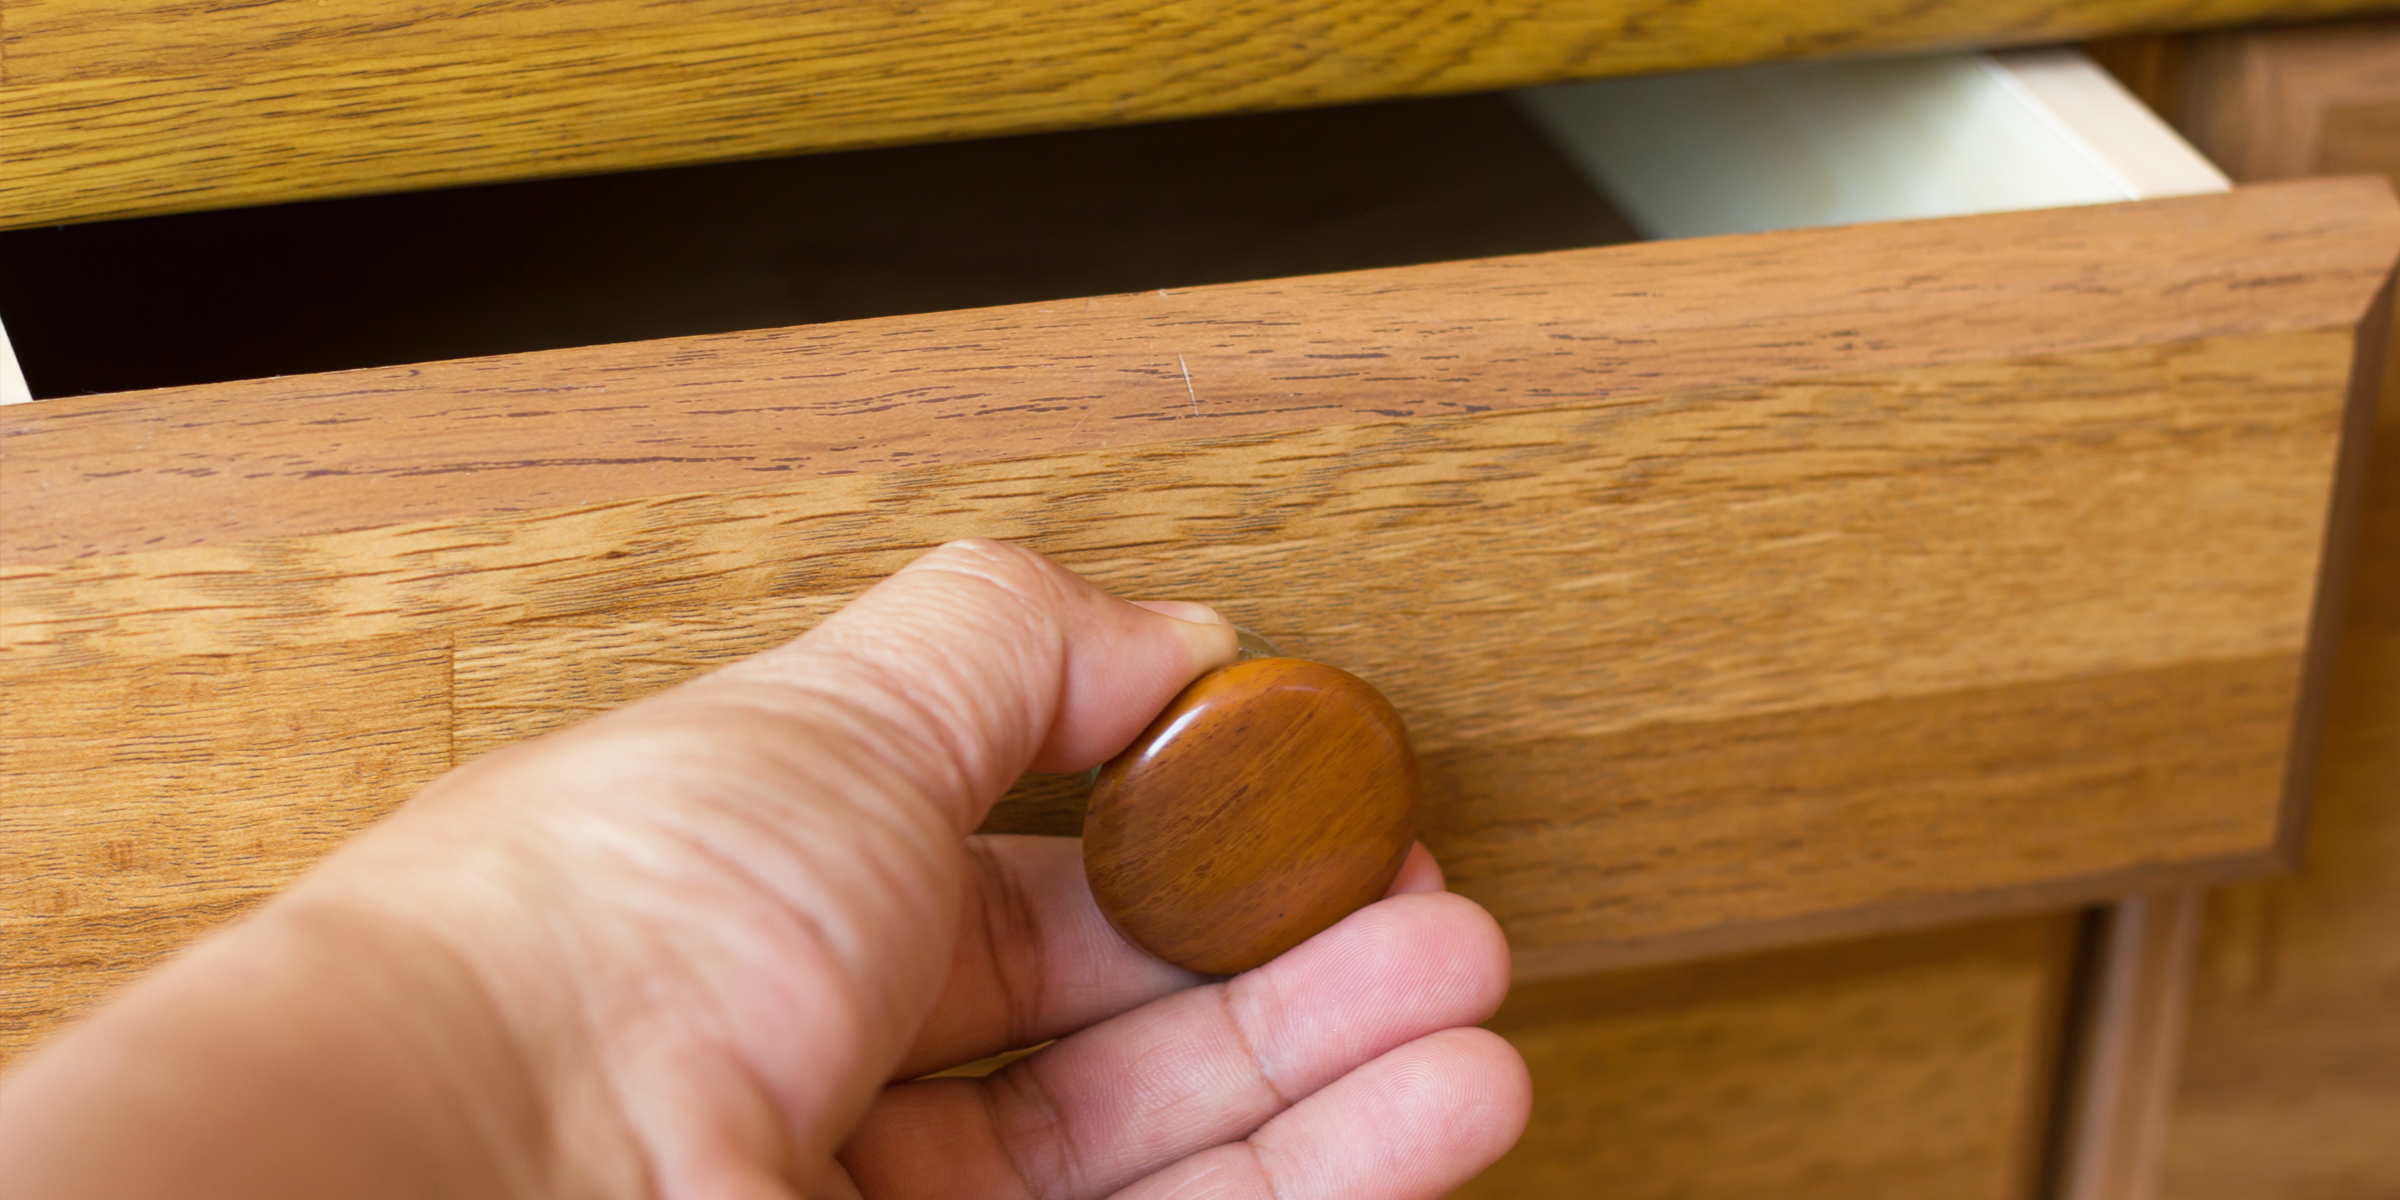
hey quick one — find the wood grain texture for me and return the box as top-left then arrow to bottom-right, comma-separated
1463,915 -> 2076,1200
1,184 -> 2391,1061
0,636 -> 451,1058
1084,657 -> 1415,975
5,181 -> 2390,566
2161,404 -> 2400,1200
2087,33 -> 2195,118
2148,33 -> 2400,1196
2176,19 -> 2400,181
3,0 -> 2398,230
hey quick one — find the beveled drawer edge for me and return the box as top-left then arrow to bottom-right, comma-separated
5,179 -> 2392,567
1509,850 -> 2279,983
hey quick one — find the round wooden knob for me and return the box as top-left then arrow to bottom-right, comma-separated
1082,657 -> 1418,976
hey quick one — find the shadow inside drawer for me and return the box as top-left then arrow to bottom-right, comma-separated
0,94 -> 1634,400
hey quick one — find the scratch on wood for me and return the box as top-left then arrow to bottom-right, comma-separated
1179,353 -> 1198,417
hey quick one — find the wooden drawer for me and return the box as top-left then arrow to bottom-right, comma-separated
2079,22 -> 2400,1197
2,49 -> 2393,1061
4,0 -> 2396,229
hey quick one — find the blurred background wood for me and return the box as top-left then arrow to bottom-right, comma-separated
1465,916 -> 2076,1200
2091,21 -> 2400,1198
2164,305 -> 2400,1200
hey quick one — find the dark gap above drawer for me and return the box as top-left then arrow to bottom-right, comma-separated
0,94 -> 1635,400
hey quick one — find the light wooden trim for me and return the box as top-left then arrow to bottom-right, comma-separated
0,318 -> 29,407
1,0 -> 2393,231
2,181 -> 2392,1058
1514,48 -> 2227,239
2051,890 -> 2205,1200
1983,48 -> 2231,200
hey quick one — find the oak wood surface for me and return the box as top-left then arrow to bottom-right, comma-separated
0,637 -> 452,1054
1084,657 -> 1415,975
4,0 -> 2399,230
6,181 -> 2390,565
2,182 -> 2392,1064
2176,19 -> 2400,181
1466,915 -> 2076,1200
2162,399 -> 2400,1200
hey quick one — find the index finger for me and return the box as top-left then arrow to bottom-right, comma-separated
901,838 -> 1448,1079
900,834 -> 1204,1080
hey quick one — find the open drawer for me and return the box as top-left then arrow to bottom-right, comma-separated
2,50 -> 2392,1057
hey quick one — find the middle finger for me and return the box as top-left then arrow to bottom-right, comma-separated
841,889 -> 1509,1200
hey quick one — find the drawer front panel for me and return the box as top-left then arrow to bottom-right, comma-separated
2101,24 -> 2400,1197
1472,916 -> 2073,1200
0,638 -> 451,1054
1,180 -> 2391,1061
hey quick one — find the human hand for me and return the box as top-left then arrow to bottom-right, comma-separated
0,540 -> 1529,1199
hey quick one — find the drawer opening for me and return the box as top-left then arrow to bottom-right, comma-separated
0,47 -> 2221,404
0,94 -> 1642,402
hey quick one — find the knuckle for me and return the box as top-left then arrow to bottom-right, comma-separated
909,540 -> 1075,630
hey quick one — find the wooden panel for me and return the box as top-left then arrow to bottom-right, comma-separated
2106,32 -> 2400,1199
2084,30 -> 2400,1198
5,182 -> 2389,563
1,183 -> 2390,1060
2177,20 -> 2400,182
1463,915 -> 2074,1200
0,636 -> 451,1062
996,653 -> 2302,979
2162,397 -> 2400,1200
2,0 -> 2396,230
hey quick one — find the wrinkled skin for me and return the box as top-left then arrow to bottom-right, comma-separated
1,540 -> 1529,1200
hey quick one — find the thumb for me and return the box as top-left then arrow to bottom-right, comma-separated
335,541 -> 1240,1195
705,539 -> 1240,827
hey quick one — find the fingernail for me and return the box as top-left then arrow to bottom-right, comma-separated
1132,601 -> 1240,673
1384,843 -> 1446,896
1132,599 -> 1229,626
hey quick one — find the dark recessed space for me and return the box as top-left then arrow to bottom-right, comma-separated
0,93 -> 1634,401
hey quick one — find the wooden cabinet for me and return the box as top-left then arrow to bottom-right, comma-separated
3,12 -> 2397,1200
9,180 -> 2387,1011
2082,21 -> 2400,1198
6,0 -> 2399,229
1468,916 -> 2078,1200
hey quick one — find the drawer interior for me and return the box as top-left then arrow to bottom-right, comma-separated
0,48 -> 2217,403
0,95 -> 1640,401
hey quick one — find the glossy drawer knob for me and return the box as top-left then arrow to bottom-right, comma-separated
1083,653 -> 1418,975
